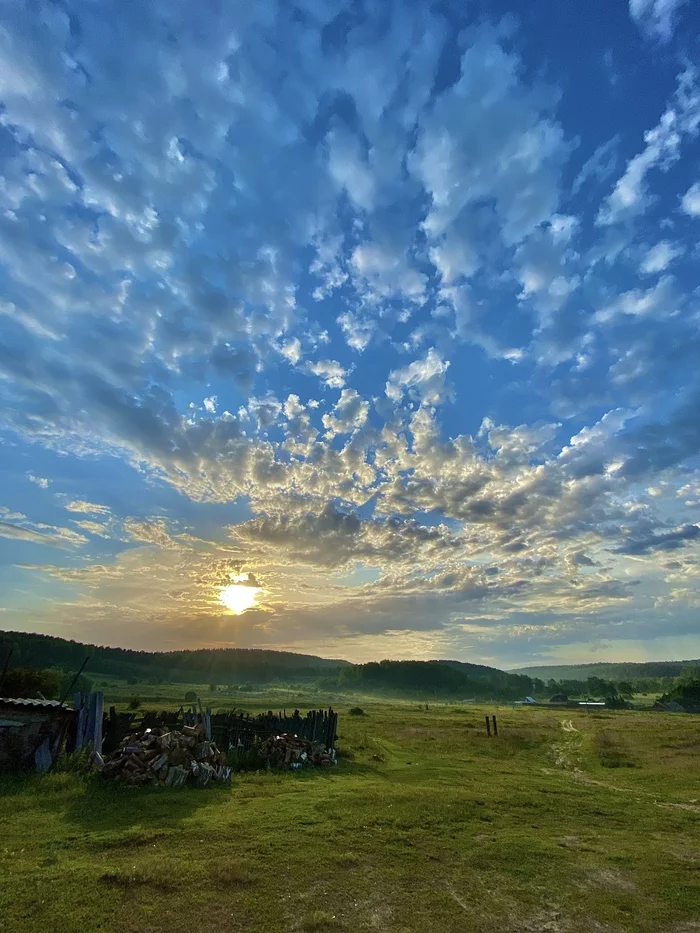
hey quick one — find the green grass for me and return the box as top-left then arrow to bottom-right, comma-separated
1,699 -> 699,932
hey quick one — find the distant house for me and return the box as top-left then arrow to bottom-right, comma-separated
549,694 -> 569,704
654,700 -> 687,713
514,697 -> 537,705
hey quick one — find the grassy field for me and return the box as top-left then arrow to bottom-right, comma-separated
1,696 -> 699,933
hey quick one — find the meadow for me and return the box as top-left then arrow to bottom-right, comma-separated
1,689 -> 699,933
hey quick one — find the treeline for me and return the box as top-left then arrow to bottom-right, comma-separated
661,671 -> 700,706
0,667 -> 93,700
515,660 -> 700,682
0,631 -> 349,685
542,673 -> 697,698
329,659 -> 543,699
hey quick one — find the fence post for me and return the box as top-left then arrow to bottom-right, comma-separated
485,714 -> 491,737
492,715 -> 498,737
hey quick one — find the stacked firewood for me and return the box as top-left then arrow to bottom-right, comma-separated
259,732 -> 336,769
100,724 -> 231,787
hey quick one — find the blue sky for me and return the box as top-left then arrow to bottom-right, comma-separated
1,0 -> 700,667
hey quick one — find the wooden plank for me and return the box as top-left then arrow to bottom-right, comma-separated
94,691 -> 104,753
74,693 -> 85,751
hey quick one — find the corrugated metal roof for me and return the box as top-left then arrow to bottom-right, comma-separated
0,697 -> 68,709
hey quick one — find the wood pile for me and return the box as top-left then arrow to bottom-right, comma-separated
259,732 -> 337,769
100,725 -> 231,787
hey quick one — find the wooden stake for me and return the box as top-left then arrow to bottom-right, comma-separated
485,714 -> 491,737
492,715 -> 498,737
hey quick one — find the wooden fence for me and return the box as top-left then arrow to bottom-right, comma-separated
102,705 -> 338,755
68,691 -> 104,754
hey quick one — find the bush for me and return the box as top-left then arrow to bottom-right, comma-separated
60,672 -> 93,698
2,667 -> 62,699
184,690 -> 197,703
594,730 -> 636,768
128,696 -> 141,710
348,706 -> 366,716
226,744 -> 269,772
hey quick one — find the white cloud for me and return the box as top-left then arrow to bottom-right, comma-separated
279,338 -> 303,365
305,360 -> 347,389
629,0 -> 687,41
386,348 -> 450,406
598,67 -> 700,225
326,128 -> 375,212
27,474 -> 50,488
337,311 -> 377,352
64,500 -> 111,515
322,389 -> 370,437
248,394 -> 282,430
203,396 -> 217,414
680,181 -> 700,217
571,136 -> 620,196
640,241 -> 682,274
350,242 -> 427,304
412,24 -> 568,252
596,276 -> 677,322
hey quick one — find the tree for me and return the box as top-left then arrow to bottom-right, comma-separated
209,682 -> 217,694
128,696 -> 141,710
184,690 -> 197,703
587,676 -> 609,696
60,672 -> 93,698
2,667 -> 62,699
617,682 -> 634,698
605,690 -> 627,709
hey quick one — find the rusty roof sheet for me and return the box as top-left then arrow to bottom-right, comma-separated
0,697 -> 69,709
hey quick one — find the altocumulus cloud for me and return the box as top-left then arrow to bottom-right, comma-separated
0,0 -> 699,665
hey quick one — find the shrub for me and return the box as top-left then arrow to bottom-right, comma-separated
594,730 -> 636,768
348,706 -> 366,716
226,744 -> 269,771
184,690 -> 197,703
2,667 -> 62,699
60,672 -> 93,698
128,696 -> 141,710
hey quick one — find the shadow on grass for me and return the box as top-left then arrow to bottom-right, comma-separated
0,770 -> 227,831
65,778 -> 229,832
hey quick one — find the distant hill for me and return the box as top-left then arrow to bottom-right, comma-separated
0,631 -> 545,698
0,631 -> 350,685
336,658 -> 539,699
511,660 -> 700,682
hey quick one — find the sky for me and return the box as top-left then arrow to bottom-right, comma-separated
1,0 -> 700,668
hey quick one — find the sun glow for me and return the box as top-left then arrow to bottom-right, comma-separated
218,573 -> 261,614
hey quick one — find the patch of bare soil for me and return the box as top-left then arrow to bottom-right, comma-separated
583,868 -> 636,893
655,801 -> 700,813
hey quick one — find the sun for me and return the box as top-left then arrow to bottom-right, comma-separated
218,583 -> 260,615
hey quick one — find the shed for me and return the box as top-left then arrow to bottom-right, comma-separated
549,694 -> 569,704
0,697 -> 76,772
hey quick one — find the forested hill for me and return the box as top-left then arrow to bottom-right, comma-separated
511,660 -> 700,681
2,632 -> 545,697
0,631 -> 350,684
336,659 -> 541,698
